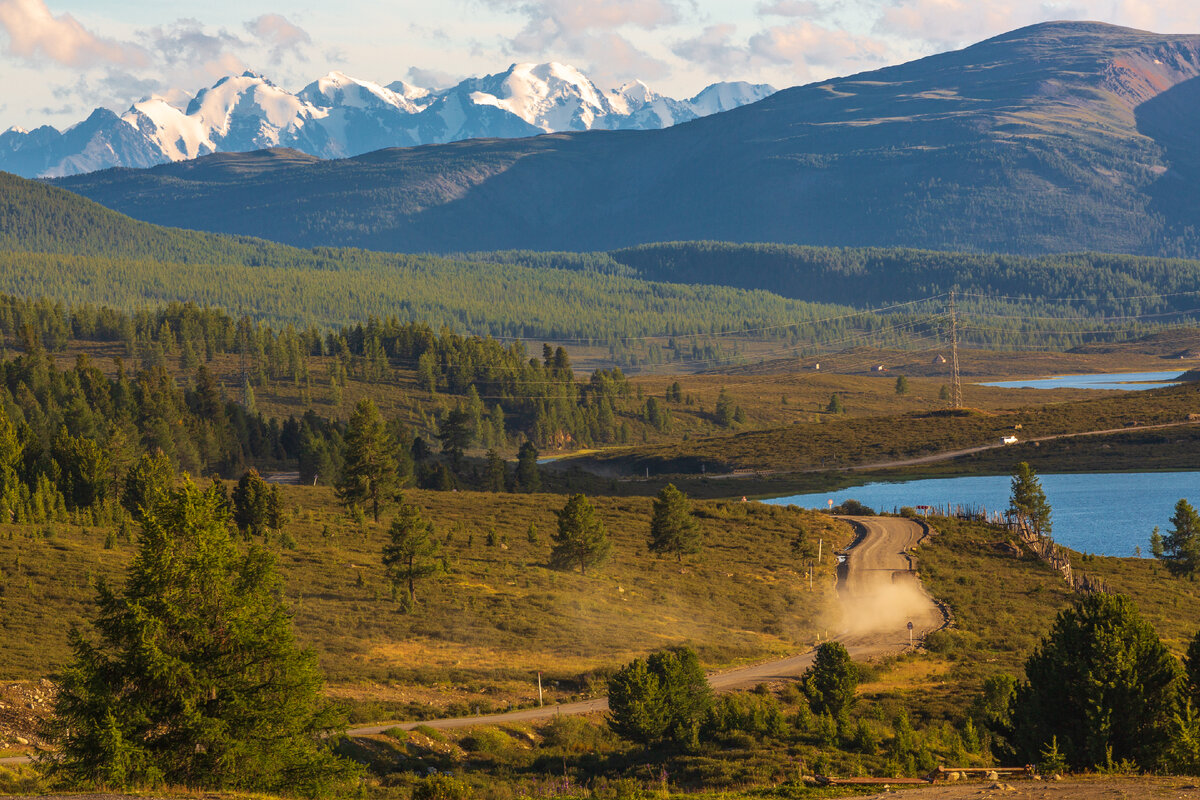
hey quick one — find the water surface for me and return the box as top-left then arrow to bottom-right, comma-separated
978,370 -> 1185,391
765,471 -> 1200,556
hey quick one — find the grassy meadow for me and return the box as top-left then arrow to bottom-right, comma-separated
0,487 -> 850,721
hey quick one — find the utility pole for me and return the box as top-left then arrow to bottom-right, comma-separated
950,290 -> 962,410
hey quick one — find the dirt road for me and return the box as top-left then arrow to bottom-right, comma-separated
349,516 -> 945,735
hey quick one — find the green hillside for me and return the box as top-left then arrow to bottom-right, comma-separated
0,173 -> 861,344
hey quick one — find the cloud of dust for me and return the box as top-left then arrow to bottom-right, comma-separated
836,573 -> 933,639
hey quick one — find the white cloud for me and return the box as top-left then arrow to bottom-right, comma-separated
872,0 -> 1200,50
482,0 -> 680,83
246,13 -> 313,63
674,19 -> 891,80
758,0 -> 825,17
0,0 -> 146,67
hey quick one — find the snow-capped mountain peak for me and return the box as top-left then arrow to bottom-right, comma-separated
0,65 -> 776,178
300,71 -> 427,114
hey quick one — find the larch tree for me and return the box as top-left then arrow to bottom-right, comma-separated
336,398 -> 400,522
41,480 -> 355,796
550,493 -> 611,575
648,483 -> 701,561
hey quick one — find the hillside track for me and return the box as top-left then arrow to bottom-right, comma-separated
0,517 -> 948,758
349,516 -> 946,734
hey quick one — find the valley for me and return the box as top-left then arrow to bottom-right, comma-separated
5,13 -> 1200,800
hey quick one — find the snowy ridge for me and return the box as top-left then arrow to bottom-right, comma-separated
0,65 -> 775,177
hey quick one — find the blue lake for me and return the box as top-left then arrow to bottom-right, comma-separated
978,370 -> 1186,391
765,471 -> 1200,557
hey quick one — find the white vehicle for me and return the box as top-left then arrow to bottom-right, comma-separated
1001,435 -> 1019,445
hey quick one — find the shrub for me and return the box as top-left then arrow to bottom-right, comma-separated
412,774 -> 473,800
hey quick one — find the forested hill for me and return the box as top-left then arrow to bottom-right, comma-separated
472,243 -> 1200,318
52,22 -> 1200,257
0,171 -> 864,345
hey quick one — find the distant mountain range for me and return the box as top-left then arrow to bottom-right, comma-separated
50,22 -> 1200,258
0,64 -> 774,178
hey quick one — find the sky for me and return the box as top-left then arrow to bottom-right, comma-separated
2,0 -> 1200,131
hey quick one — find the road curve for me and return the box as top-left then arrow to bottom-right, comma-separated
349,516 -> 945,735
0,518 -> 946,756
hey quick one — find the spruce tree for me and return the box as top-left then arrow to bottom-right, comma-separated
550,493 -> 610,575
41,480 -> 354,795
381,501 -> 441,609
1162,498 -> 1200,576
648,483 -> 701,561
1009,461 -> 1052,536
336,399 -> 400,522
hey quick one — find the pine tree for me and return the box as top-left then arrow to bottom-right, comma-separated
41,480 -> 355,795
550,493 -> 610,575
1162,498 -> 1200,576
607,647 -> 711,747
648,483 -> 701,561
381,501 -> 441,610
336,399 -> 400,522
826,393 -> 845,414
895,375 -> 909,395
1009,461 -> 1052,536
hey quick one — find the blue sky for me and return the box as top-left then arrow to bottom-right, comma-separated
2,0 -> 1199,130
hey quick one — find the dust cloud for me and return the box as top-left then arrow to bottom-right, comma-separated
836,573 -> 937,640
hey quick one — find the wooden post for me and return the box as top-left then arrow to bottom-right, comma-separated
537,671 -> 544,707
818,538 -> 823,563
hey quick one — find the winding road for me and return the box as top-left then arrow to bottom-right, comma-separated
348,515 -> 946,735
0,516 -> 947,764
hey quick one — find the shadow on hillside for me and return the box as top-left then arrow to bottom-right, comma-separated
1135,74 -> 1200,251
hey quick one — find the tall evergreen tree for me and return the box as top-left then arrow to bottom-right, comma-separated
1010,593 -> 1181,771
232,468 -> 283,537
1009,461 -> 1052,536
607,647 -> 712,748
484,449 -> 507,492
550,493 -> 610,575
648,483 -> 701,561
1162,498 -> 1200,576
515,441 -> 541,493
120,449 -> 175,523
802,641 -> 859,717
381,501 -> 441,609
41,480 -> 355,795
336,399 -> 400,522
436,409 -> 472,471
